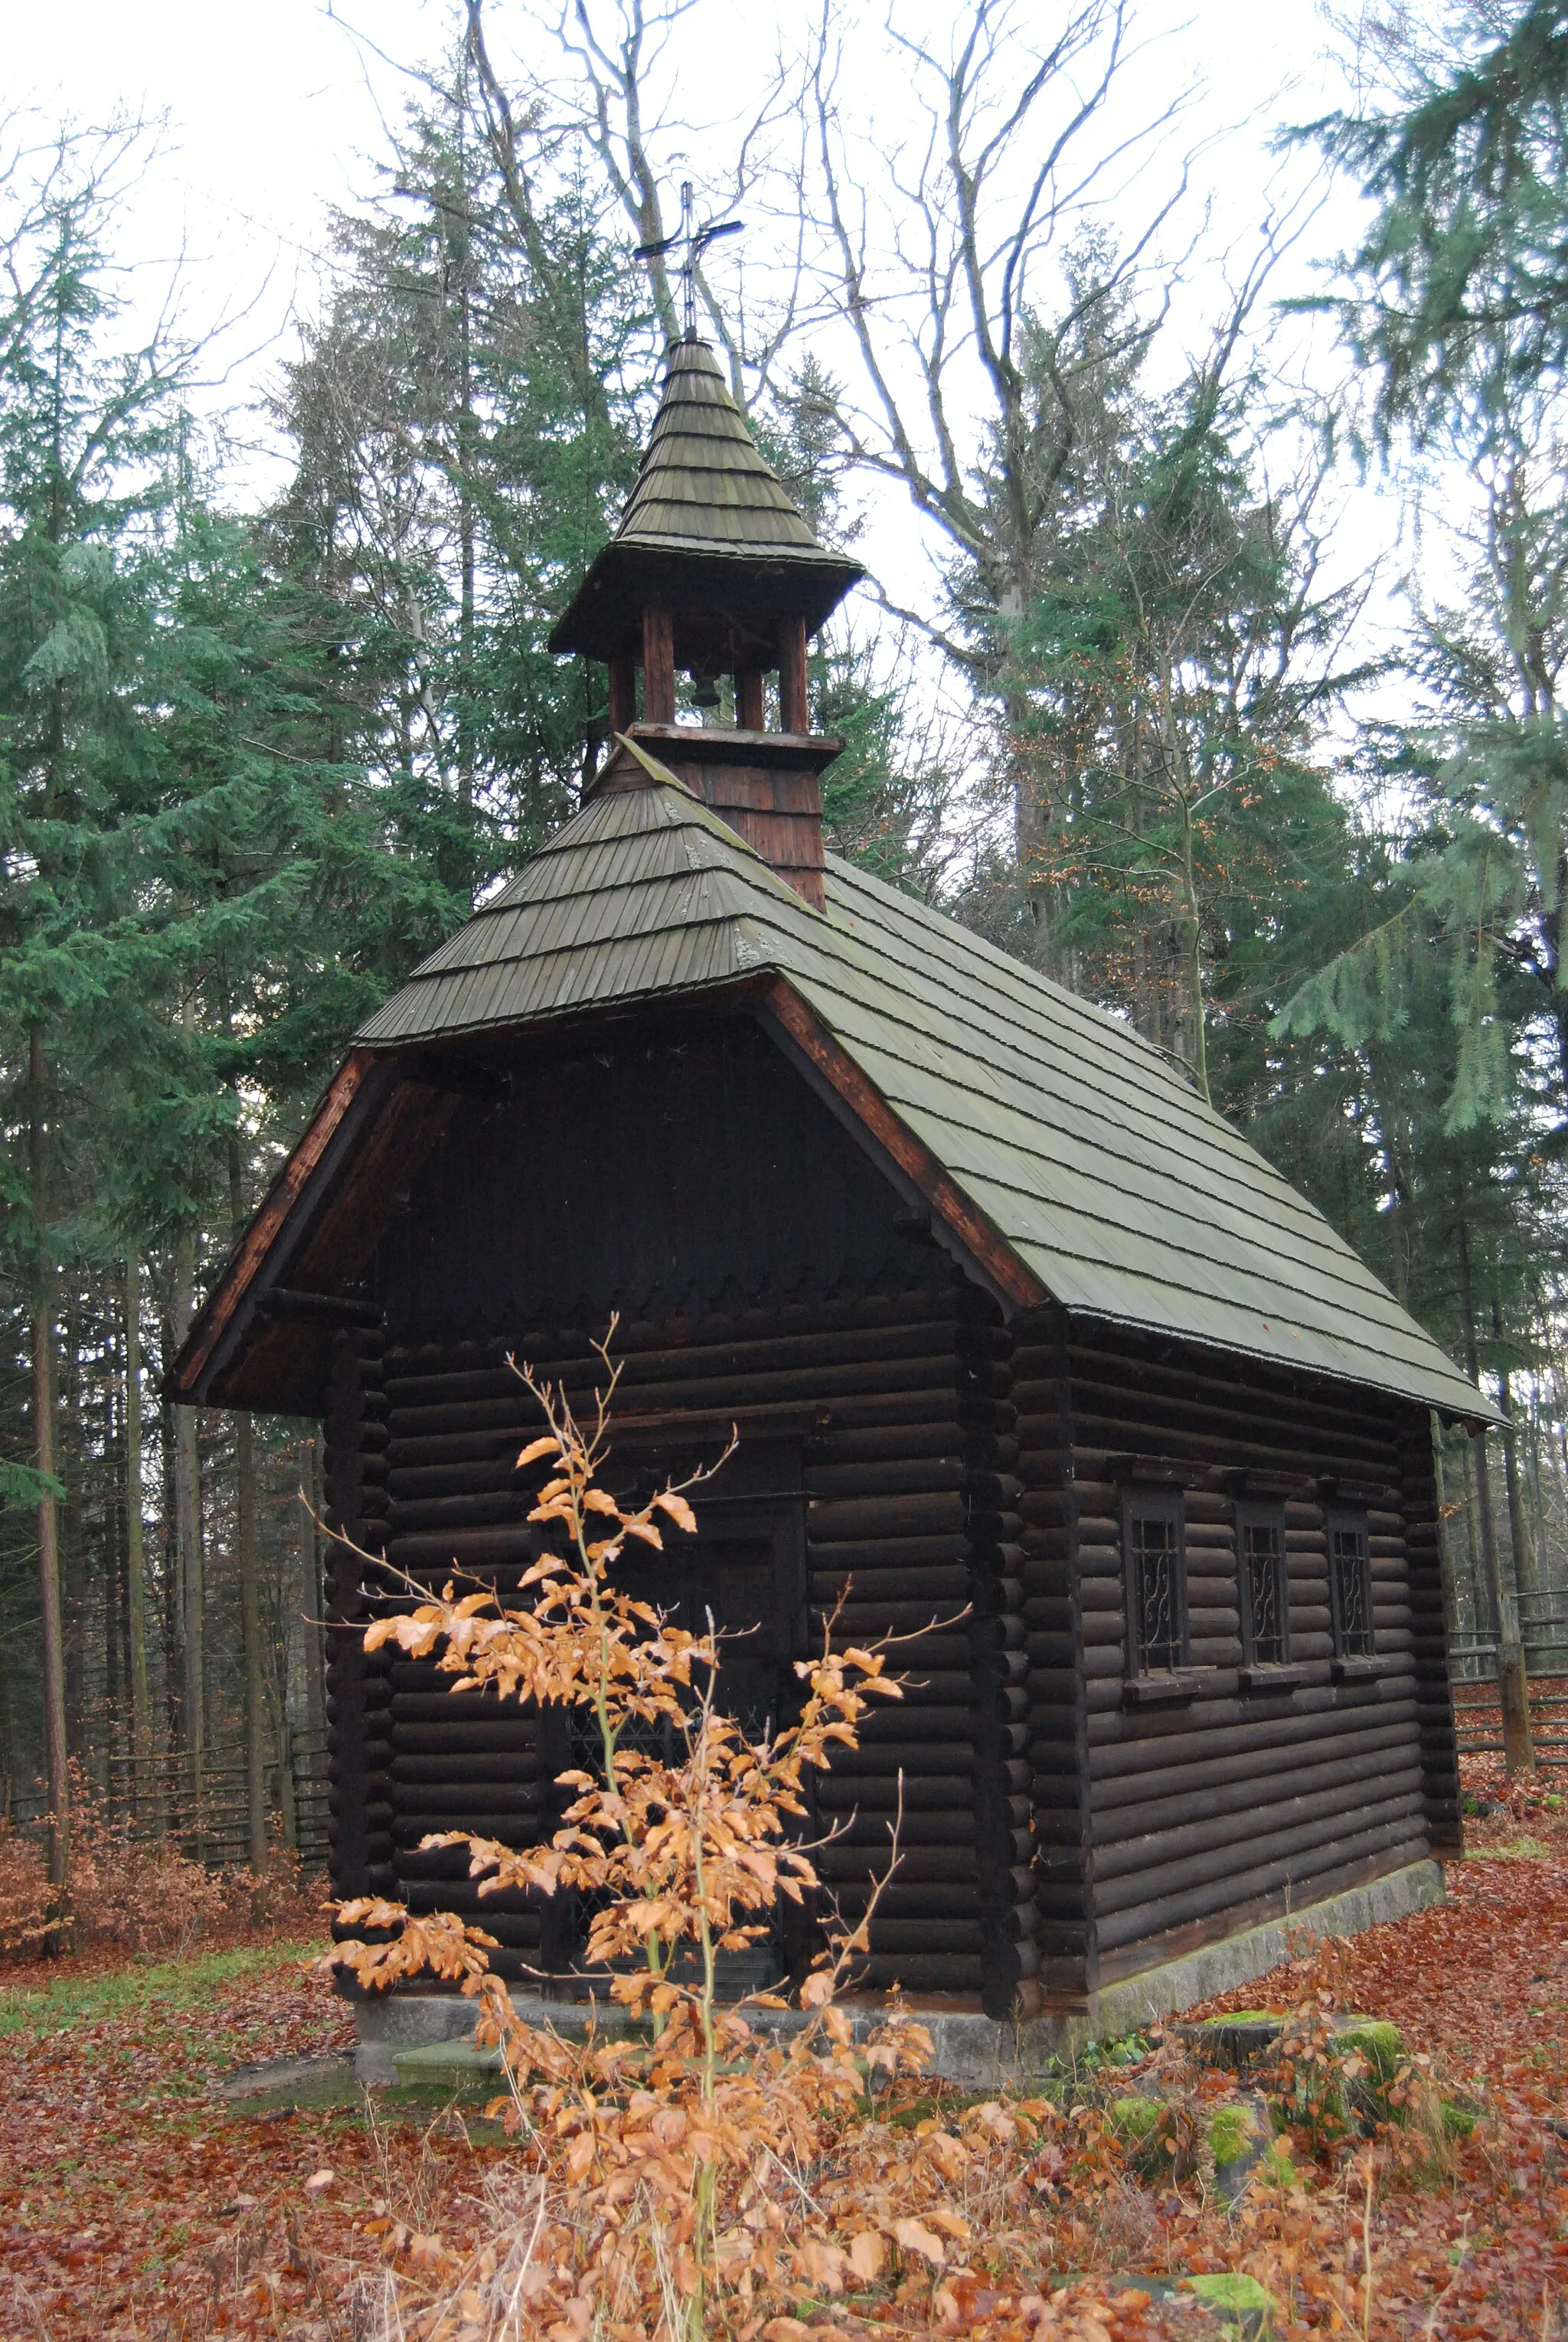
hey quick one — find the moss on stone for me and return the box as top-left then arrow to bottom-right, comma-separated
1184,2272 -> 1277,2335
1208,2103 -> 1260,2167
1109,2095 -> 1161,2140
1334,2019 -> 1403,2080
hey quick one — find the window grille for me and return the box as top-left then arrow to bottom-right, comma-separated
1125,1495 -> 1186,1674
1238,1508 -> 1289,1666
1328,1514 -> 1373,1658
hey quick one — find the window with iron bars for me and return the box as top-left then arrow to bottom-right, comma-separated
1236,1502 -> 1289,1667
1328,1512 -> 1374,1658
1124,1491 -> 1187,1674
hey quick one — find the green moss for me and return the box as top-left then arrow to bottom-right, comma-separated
1259,2141 -> 1301,2188
0,1940 -> 322,2042
1207,2011 -> 1282,2027
1441,2099 -> 1478,2138
1184,2272 -> 1277,2335
1109,2095 -> 1161,2140
1208,2103 -> 1261,2166
1334,2020 -> 1402,2080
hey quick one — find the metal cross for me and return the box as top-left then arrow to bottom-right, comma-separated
634,181 -> 743,340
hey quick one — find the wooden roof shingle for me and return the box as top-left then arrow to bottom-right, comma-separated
548,339 -> 862,661
355,743 -> 1491,1421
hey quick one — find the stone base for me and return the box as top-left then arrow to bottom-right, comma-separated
1086,1859 -> 1445,2047
353,1858 -> 1446,2089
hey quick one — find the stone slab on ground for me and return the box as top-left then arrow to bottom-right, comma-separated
214,2051 -> 361,2114
394,2040 -> 505,2091
1089,1860 -> 1443,2042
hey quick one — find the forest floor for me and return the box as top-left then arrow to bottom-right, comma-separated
2,1768 -> 1566,2342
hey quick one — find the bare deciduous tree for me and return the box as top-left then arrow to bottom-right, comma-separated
797,0 -> 1195,959
464,0 -> 808,403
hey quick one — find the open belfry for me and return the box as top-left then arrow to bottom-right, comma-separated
173,333 -> 1488,2055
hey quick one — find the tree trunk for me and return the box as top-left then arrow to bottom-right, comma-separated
1457,1429 -> 1484,1645
30,1030 -> 70,1941
1177,793 -> 1210,1105
275,1710 -> 299,1856
158,1386 -> 181,1772
228,1129 -> 268,1879
122,1257 -> 152,1825
1002,578 -> 1058,979
237,1413 -> 266,1877
1494,1296 -> 1540,1610
61,1318 -> 84,1766
104,1468 -> 122,1797
1456,1202 -> 1532,1771
170,1230 -> 204,1837
1527,1406 -> 1551,1605
0,1612 -> 14,1822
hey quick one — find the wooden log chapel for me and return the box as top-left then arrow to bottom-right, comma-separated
172,334 -> 1491,2030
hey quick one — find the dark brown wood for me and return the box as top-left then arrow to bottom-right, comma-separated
642,605 -> 675,724
609,657 -> 635,734
777,613 -> 808,732
324,1327 -> 387,1897
736,666 -> 764,729
250,1021 -> 1455,2019
1024,1313 -> 1445,1999
1090,1842 -> 1426,1985
631,727 -> 831,907
170,1050 -> 377,1399
763,982 -> 1045,1311
260,1288 -> 384,1328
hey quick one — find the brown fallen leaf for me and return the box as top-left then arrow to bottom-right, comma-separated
892,2216 -> 946,2266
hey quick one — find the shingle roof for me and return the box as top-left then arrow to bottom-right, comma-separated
358,746 -> 1488,1419
547,341 -> 861,660
615,338 -> 826,557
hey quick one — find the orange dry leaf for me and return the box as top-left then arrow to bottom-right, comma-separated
892,2216 -> 947,2266
848,2229 -> 888,2284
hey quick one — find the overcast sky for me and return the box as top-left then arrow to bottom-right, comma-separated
5,0 -> 1413,720
4,0 -> 1364,405
5,1 -> 1351,276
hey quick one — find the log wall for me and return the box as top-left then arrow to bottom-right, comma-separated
319,1013 -> 1461,2017
1021,1312 -> 1455,1998
324,1325 -> 394,1902
324,1286 -> 1043,2002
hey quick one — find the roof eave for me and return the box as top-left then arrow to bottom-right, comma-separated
548,539 -> 865,661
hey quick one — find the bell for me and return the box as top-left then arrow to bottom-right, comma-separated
691,674 -> 721,710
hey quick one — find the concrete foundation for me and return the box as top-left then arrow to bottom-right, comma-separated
1087,1858 -> 1445,2046
353,1857 -> 1446,2089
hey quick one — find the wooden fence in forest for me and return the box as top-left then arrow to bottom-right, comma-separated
106,1733 -> 331,1868
9,1731 -> 329,1870
1451,1671 -> 1568,1765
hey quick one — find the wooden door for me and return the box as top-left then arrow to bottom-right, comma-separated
557,1442 -> 810,1995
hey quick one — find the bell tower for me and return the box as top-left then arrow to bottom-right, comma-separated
548,336 -> 863,910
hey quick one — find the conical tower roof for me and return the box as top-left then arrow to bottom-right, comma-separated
549,338 -> 862,662
616,337 -> 827,556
